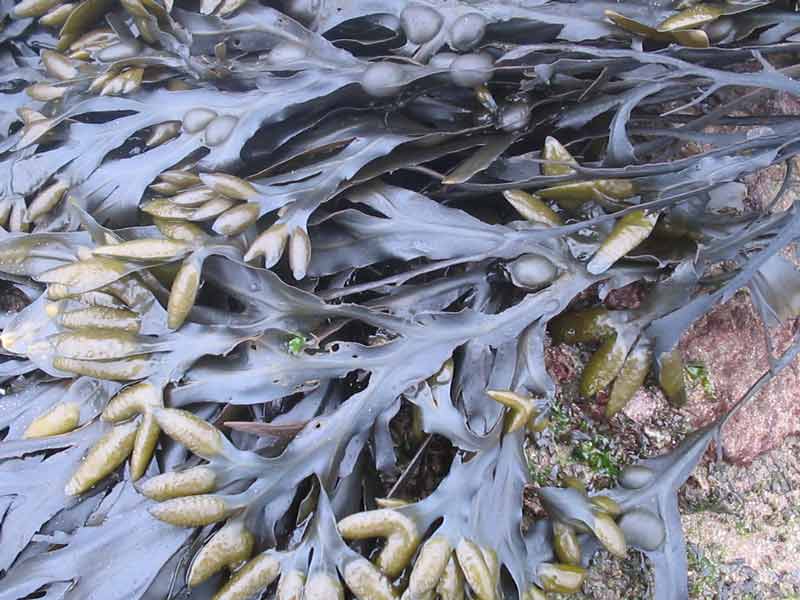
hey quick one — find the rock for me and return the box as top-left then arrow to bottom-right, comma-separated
742,164 -> 797,211
679,293 -> 800,464
621,388 -> 664,424
603,282 -> 645,310
545,343 -> 579,384
0,283 -> 29,314
765,90 -> 800,117
681,437 -> 800,597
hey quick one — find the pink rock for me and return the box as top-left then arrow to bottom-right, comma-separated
603,282 -> 645,310
679,294 -> 800,464
622,387 -> 664,424
766,91 -> 800,116
545,343 -> 578,384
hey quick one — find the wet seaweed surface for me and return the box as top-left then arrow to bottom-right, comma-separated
2,0 -> 800,599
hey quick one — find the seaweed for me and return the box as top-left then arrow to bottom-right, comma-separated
2,1 -> 800,599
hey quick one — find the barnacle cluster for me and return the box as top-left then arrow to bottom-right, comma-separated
2,0 -> 800,599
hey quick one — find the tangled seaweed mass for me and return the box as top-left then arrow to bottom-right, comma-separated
3,0 -> 800,598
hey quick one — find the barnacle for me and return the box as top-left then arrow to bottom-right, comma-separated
1,1 -> 799,599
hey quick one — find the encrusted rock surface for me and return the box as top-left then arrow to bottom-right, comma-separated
681,436 -> 800,599
679,288 -> 800,464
